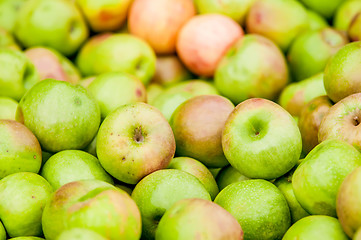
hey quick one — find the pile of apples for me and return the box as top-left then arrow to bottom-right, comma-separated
1,0 -> 361,239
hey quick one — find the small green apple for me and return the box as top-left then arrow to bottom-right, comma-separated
56,228 -> 107,240
216,165 -> 249,191
0,172 -> 52,237
0,221 -> 5,240
306,10 -> 329,31
8,237 -> 44,240
0,0 -> 27,33
299,0 -> 344,19
0,28 -> 20,50
0,97 -> 18,120
334,0 -> 361,31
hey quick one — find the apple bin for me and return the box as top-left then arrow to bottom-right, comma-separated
0,0 -> 361,239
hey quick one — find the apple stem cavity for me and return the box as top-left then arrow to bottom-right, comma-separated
133,126 -> 145,143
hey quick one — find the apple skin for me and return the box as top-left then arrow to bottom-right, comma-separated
334,0 -> 361,31
170,95 -> 234,168
348,13 -> 361,42
128,0 -> 195,54
87,72 -> 147,119
306,10 -> 329,31
215,34 -> 289,104
318,93 -> 361,150
216,165 -> 249,191
0,0 -> 27,33
355,229 -> 361,240
222,98 -> 302,180
96,102 -> 175,184
156,198 -> 243,240
76,0 -> 132,32
40,150 -> 114,190
8,237 -> 44,240
246,0 -> 308,51
76,33 -> 156,85
0,172 -> 52,238
282,215 -> 348,240
168,157 -> 219,200
299,0 -> 343,19
323,42 -> 361,103
176,14 -> 243,77
279,73 -> 326,117
0,221 -> 5,240
16,79 -> 101,153
288,28 -> 348,81
214,179 -> 291,240
0,120 -> 42,179
0,48 -> 40,101
42,179 -> 141,240
56,228 -> 107,240
292,139 -> 361,217
0,97 -> 18,120
131,169 -> 211,239
24,47 -> 81,84
0,28 -> 20,50
298,96 -> 333,153
146,84 -> 163,105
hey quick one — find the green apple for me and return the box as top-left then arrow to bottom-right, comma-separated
156,198 -> 243,240
214,179 -> 291,240
318,93 -> 361,150
170,95 -> 233,168
0,28 -> 20,50
151,80 -> 219,121
16,79 -> 100,153
215,34 -> 289,104
299,0 -> 344,19
152,55 -> 192,87
306,10 -> 329,31
129,0 -> 195,54
0,120 -> 42,179
334,0 -> 361,31
246,0 -> 308,51
14,0 -> 88,56
298,96 -> 332,153
96,103 -> 175,184
146,83 -> 163,105
209,168 -> 222,178
176,14 -> 243,77
0,48 -> 40,101
24,47 -> 81,84
0,0 -> 27,33
354,228 -> 361,240
222,98 -> 302,179
337,166 -> 361,238
279,73 -> 326,117
293,139 -> 361,217
323,42 -> 361,103
131,169 -> 211,239
76,0 -> 132,32
41,150 -> 114,189
194,0 -> 255,25
0,97 -> 18,120
56,228 -> 107,240
87,72 -> 147,119
84,134 -> 97,157
0,172 -> 52,237
42,179 -> 141,240
288,28 -> 348,81
216,165 -> 249,191
168,157 -> 219,200
0,221 -> 5,240
115,183 -> 133,196
76,33 -> 156,85
283,215 -> 348,240
8,238 -> 44,240
348,13 -> 361,41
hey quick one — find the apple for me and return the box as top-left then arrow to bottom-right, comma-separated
246,0 -> 308,51
0,97 -> 18,120
8,237 -> 44,240
24,47 -> 81,84
348,13 -> 361,41
128,0 -> 195,54
0,48 -> 40,101
334,0 -> 361,31
76,0 -> 132,32
42,179 -> 141,240
176,14 -> 243,77
40,150 -> 114,189
170,95 -> 234,168
151,80 -> 219,121
0,0 -> 27,33
168,157 -> 219,200
96,102 -> 175,184
0,172 -> 52,237
87,72 -> 147,119
115,183 -> 133,196
318,93 -> 361,150
306,10 -> 329,31
215,34 -> 289,104
79,76 -> 96,88
84,134 -> 97,157
194,0 -> 255,25
214,179 -> 291,240
216,165 -> 249,191
354,229 -> 361,240
131,169 -> 211,239
0,221 -> 5,240
0,120 -> 42,179
56,228 -> 107,240
323,42 -> 361,103
146,84 -> 163,105
0,28 -> 20,50
209,168 -> 222,178
292,139 -> 361,217
299,0 -> 344,19
282,215 -> 348,240
288,28 -> 348,81
16,79 -> 101,153
156,198 -> 243,240
76,33 -> 156,85
222,98 -> 302,180
279,73 -> 326,117
298,95 -> 333,153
